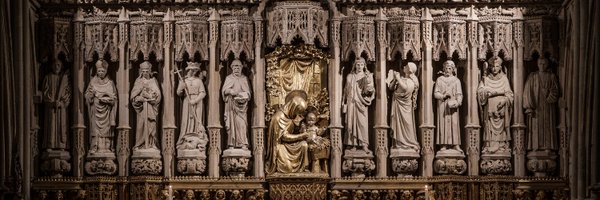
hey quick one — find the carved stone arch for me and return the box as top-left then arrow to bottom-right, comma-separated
220,15 -> 254,61
341,16 -> 376,61
266,1 -> 329,48
129,13 -> 164,61
387,15 -> 422,61
432,14 -> 467,61
174,14 -> 209,62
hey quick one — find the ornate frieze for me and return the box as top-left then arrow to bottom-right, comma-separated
477,6 -> 514,60
267,1 -> 328,47
129,10 -> 164,61
341,16 -> 376,61
84,8 -> 119,62
386,7 -> 422,60
174,10 -> 209,61
220,14 -> 254,61
431,8 -> 468,60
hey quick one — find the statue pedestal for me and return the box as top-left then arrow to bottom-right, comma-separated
85,152 -> 117,175
480,152 -> 511,175
267,176 -> 329,200
389,148 -> 419,177
131,148 -> 162,175
434,149 -> 467,175
342,148 -> 375,177
526,150 -> 557,177
41,149 -> 71,177
222,148 -> 251,177
176,149 -> 207,175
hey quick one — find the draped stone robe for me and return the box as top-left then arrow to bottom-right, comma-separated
343,72 -> 375,148
42,72 -> 71,150
222,74 -> 251,148
477,73 -> 514,148
389,77 -> 420,151
433,75 -> 463,146
85,76 -> 117,153
523,71 -> 560,150
131,77 -> 162,150
176,76 -> 207,147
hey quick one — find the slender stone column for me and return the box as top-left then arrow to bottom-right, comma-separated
252,15 -> 266,177
511,13 -> 526,177
329,17 -> 343,178
72,11 -> 86,178
465,8 -> 481,176
419,8 -> 435,177
116,10 -> 131,176
207,11 -> 222,177
162,10 -> 176,178
374,12 -> 389,178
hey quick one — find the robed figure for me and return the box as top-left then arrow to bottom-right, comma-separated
342,58 -> 375,151
477,56 -> 514,154
266,91 -> 310,175
434,60 -> 463,151
85,60 -> 117,153
222,59 -> 251,149
523,58 -> 560,151
42,60 -> 71,150
176,62 -> 207,149
131,61 -> 162,150
387,62 -> 420,152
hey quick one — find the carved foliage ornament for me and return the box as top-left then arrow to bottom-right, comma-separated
130,13 -> 164,61
342,16 -> 376,61
267,2 -> 328,48
432,14 -> 467,60
175,15 -> 209,61
84,9 -> 119,62
220,16 -> 254,61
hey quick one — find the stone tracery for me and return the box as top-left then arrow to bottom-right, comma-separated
28,0 -> 569,199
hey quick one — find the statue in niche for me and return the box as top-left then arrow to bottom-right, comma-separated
300,109 -> 330,173
477,56 -> 514,154
131,61 -> 162,151
386,62 -> 420,153
42,60 -> 71,150
433,60 -> 463,153
176,62 -> 208,151
222,59 -> 251,150
266,91 -> 310,175
342,58 -> 375,152
85,59 -> 117,154
523,57 -> 559,151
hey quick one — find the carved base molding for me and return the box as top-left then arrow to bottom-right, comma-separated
85,152 -> 117,175
526,150 -> 557,177
41,149 -> 72,177
177,149 -> 207,175
131,148 -> 163,175
342,148 -> 375,177
221,148 -> 251,177
480,154 -> 512,175
390,148 -> 420,177
267,177 -> 329,200
435,149 -> 467,175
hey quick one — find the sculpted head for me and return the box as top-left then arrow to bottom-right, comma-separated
140,61 -> 152,79
353,57 -> 366,73
95,59 -> 109,79
443,60 -> 456,76
404,62 -> 417,75
487,56 -> 503,75
186,62 -> 201,77
53,60 -> 64,74
537,57 -> 548,72
231,59 -> 243,76
282,90 -> 308,119
306,111 -> 317,126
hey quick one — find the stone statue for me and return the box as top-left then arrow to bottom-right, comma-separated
477,56 -> 514,154
85,59 -> 117,154
176,62 -> 208,150
387,62 -> 420,153
222,59 -> 251,149
342,57 -> 375,152
131,61 -> 162,151
42,60 -> 71,150
523,57 -> 559,151
266,90 -> 310,175
434,60 -> 463,152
